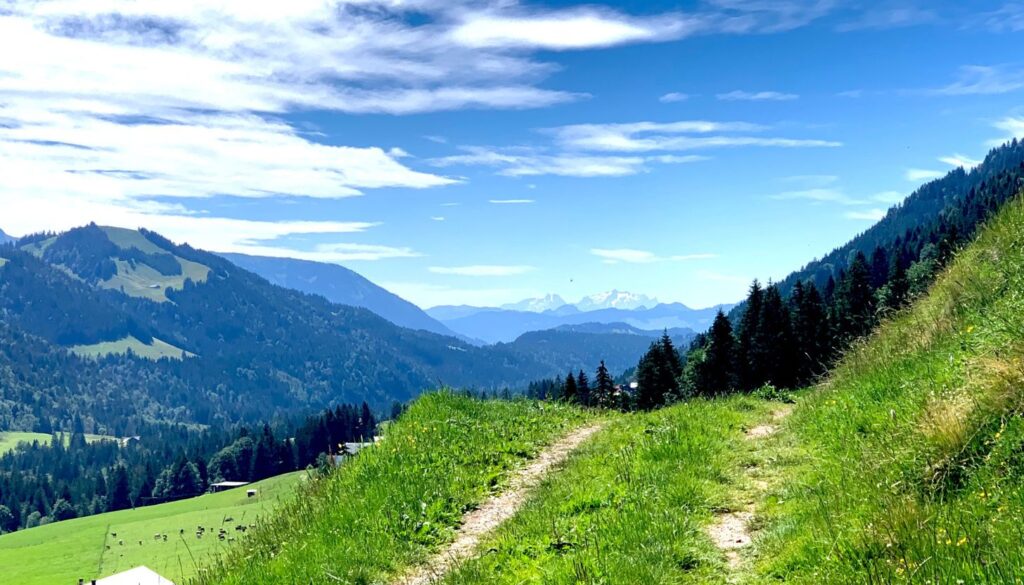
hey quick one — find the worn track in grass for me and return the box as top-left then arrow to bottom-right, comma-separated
394,422 -> 606,585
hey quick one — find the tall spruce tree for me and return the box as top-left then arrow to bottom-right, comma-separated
736,280 -> 766,390
593,361 -> 616,409
576,370 -> 591,407
791,281 -> 830,384
834,252 -> 876,343
757,284 -> 798,389
563,371 -> 578,403
699,310 -> 736,395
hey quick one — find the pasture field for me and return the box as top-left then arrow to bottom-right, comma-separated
0,472 -> 303,585
70,335 -> 193,360
0,431 -> 115,454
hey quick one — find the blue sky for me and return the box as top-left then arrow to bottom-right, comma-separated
1,1 -> 1023,308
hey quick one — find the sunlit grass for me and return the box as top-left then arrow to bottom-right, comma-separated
196,392 -> 589,585
440,397 -> 776,585
751,193 -> 1024,584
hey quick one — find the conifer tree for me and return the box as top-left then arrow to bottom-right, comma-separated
791,281 -> 829,384
576,370 -> 590,406
736,280 -> 765,390
635,341 -> 664,410
757,284 -> 797,388
107,465 -> 132,512
699,310 -> 736,395
593,361 -> 616,408
562,371 -> 578,403
834,252 -> 875,343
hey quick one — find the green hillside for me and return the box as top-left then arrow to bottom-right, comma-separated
197,393 -> 588,584
0,472 -> 303,585
190,193 -> 1024,584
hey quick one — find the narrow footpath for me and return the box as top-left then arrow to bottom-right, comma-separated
394,422 -> 606,585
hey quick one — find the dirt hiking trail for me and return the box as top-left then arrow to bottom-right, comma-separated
708,404 -> 794,578
394,422 -> 605,585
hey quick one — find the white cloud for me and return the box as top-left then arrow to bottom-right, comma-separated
939,153 -> 982,168
988,116 -> 1024,147
975,4 -> 1024,32
659,92 -> 690,103
590,248 -> 716,264
240,242 -> 421,262
591,248 -> 659,263
845,209 -> 886,221
770,188 -> 864,205
429,265 -> 536,276
717,90 -> 799,101
837,7 -> 938,31
931,65 -> 1024,96
905,168 -> 945,182
548,120 -> 838,152
431,216 -> 446,221
429,146 -> 701,178
489,199 -> 536,204
450,8 -> 695,50
872,190 -> 906,204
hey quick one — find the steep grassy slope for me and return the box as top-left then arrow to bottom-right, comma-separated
746,193 -> 1024,583
0,472 -> 303,585
197,393 -> 588,585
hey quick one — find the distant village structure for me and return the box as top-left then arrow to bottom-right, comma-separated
85,565 -> 174,585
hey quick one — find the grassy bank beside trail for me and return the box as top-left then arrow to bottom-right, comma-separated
440,397 -> 777,585
751,194 -> 1024,584
197,393 -> 589,585
0,471 -> 302,585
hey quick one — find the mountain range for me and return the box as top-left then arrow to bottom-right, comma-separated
0,228 -> 14,245
219,253 -> 459,338
0,224 -> 702,433
427,301 -> 730,344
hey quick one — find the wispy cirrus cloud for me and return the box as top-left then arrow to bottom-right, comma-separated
939,153 -> 983,168
429,264 -> 536,276
844,208 -> 886,221
987,116 -> 1024,147
428,146 -> 706,178
659,92 -> 691,103
547,120 -> 839,152
590,248 -> 717,264
905,168 -> 945,181
930,65 -> 1024,96
770,188 -> 865,205
717,90 -> 799,101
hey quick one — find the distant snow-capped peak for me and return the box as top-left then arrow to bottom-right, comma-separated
500,293 -> 567,313
576,290 -> 658,312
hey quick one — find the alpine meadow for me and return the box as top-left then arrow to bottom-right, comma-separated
2,2 -> 1024,584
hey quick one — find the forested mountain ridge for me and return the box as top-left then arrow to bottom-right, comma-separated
500,325 -> 694,375
767,139 -> 1024,300
0,226 -> 605,433
219,253 -> 460,338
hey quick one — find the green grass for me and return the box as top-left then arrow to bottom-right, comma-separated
0,431 -> 116,454
70,335 -> 193,360
0,472 -> 303,585
745,194 -> 1024,584
440,397 -> 777,585
196,392 -> 589,585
